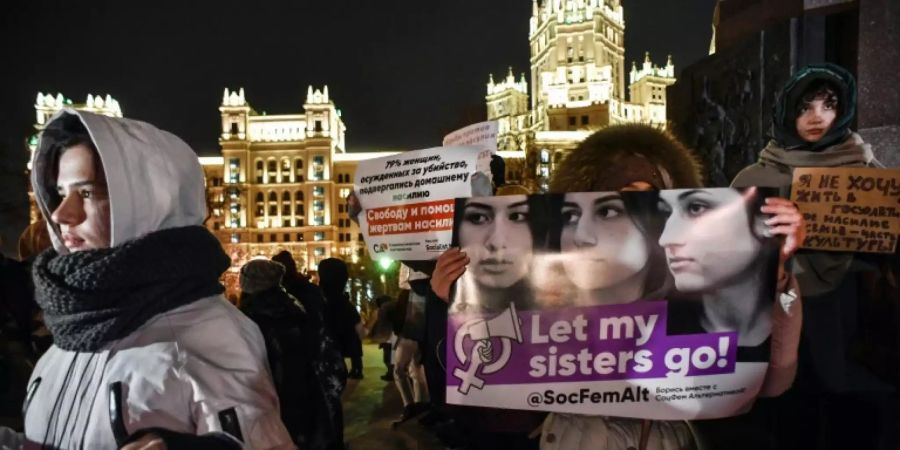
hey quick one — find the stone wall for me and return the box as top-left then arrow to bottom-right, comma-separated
667,21 -> 793,186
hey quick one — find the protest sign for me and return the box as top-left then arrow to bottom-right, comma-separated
442,121 -> 499,154
791,167 -> 900,254
355,146 -> 492,260
446,189 -> 779,420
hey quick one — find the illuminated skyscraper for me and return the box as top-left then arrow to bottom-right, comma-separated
488,0 -> 676,189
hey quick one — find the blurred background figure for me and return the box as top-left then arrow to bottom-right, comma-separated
319,258 -> 364,379
240,258 -> 345,450
369,294 -> 396,382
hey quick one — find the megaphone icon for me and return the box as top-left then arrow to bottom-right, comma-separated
453,303 -> 523,395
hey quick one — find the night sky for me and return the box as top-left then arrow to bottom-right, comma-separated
0,0 -> 716,254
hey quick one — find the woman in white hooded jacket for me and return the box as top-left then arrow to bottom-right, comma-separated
3,110 -> 294,449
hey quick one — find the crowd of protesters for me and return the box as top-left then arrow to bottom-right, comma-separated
0,63 -> 896,450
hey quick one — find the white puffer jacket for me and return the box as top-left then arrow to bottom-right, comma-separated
11,109 -> 294,449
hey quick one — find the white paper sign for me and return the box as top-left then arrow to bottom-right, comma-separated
442,121 -> 499,154
354,146 -> 492,260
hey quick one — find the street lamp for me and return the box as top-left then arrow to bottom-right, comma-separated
378,256 -> 394,271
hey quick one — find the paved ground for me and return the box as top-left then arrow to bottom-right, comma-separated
342,343 -> 445,450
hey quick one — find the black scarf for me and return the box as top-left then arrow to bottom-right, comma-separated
32,226 -> 230,352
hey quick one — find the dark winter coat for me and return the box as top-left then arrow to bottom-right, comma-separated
241,287 -> 345,449
323,291 -> 362,359
318,258 -> 362,359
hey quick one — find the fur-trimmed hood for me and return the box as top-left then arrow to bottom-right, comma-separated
550,124 -> 704,192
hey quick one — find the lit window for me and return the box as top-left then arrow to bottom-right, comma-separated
313,155 -> 324,165
314,232 -> 325,241
231,233 -> 239,243
313,186 -> 325,196
314,247 -> 325,257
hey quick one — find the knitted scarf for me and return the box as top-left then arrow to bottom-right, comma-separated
753,133 -> 883,296
32,226 -> 230,352
759,132 -> 882,172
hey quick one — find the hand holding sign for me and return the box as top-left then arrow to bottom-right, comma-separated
791,167 -> 900,253
431,248 -> 470,302
760,196 -> 806,267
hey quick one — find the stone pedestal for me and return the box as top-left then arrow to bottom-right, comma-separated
668,21 -> 793,186
857,0 -> 900,167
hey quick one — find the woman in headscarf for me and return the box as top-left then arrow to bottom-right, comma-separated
732,63 -> 898,450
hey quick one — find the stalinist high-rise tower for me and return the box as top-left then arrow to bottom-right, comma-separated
487,0 -> 676,188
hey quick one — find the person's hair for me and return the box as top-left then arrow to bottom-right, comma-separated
449,194 -> 549,311
317,257 -> 349,293
271,250 -> 298,277
545,191 -> 671,299
496,184 -> 531,196
490,154 -> 506,192
44,121 -> 105,211
450,195 -> 550,252
797,80 -> 840,117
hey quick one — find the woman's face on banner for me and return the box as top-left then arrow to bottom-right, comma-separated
459,196 -> 532,289
560,192 -> 649,292
657,189 -> 761,292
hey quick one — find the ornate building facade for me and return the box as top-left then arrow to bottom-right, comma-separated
209,86 -> 397,292
488,0 -> 676,190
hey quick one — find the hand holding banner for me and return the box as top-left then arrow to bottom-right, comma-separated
446,189 -> 781,420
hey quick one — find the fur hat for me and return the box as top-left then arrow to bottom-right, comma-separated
240,259 -> 285,294
550,124 -> 704,192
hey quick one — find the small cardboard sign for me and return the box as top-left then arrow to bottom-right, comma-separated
442,121 -> 498,154
791,167 -> 900,254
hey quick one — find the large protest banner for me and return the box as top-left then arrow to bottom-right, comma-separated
446,188 -> 780,420
355,146 -> 492,260
442,121 -> 499,154
791,167 -> 900,254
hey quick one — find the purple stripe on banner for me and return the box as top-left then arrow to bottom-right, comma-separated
447,301 -> 737,387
